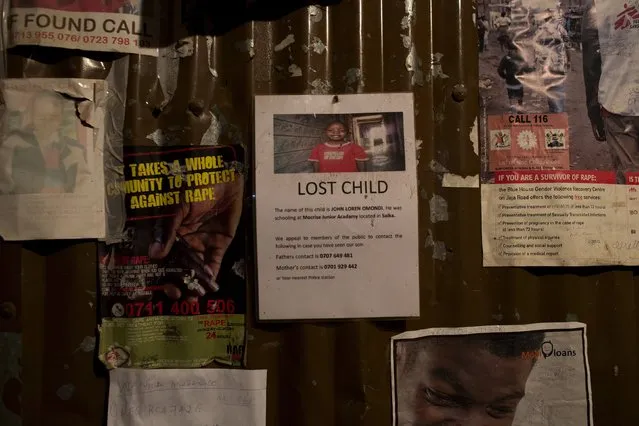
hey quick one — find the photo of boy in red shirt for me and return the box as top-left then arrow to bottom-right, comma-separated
308,121 -> 369,173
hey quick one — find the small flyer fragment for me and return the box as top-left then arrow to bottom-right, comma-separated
480,0 -> 639,266
98,145 -> 247,369
254,93 -> 419,320
392,323 -> 593,426
8,0 -> 158,55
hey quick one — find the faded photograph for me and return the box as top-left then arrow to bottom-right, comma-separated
0,90 -> 89,195
393,326 -> 591,426
273,112 -> 406,174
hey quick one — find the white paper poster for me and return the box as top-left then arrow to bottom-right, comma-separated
7,0 -> 159,55
0,78 -> 107,240
391,323 -> 593,426
254,93 -> 419,320
108,368 -> 267,426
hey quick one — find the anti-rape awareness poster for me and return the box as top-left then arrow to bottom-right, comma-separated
7,0 -> 158,55
98,145 -> 247,369
481,0 -> 639,266
254,93 -> 419,320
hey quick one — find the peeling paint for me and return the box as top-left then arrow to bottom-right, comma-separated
431,52 -> 449,79
344,68 -> 364,93
200,112 -> 221,146
401,34 -> 412,49
75,336 -> 96,353
401,15 -> 411,30
274,34 -> 295,52
405,46 -> 424,86
613,365 -> 619,377
309,78 -> 333,94
205,36 -> 218,78
236,39 -> 255,58
425,230 -> 447,261
311,380 -> 318,386
470,117 -> 479,156
288,64 -> 303,77
157,43 -> 182,108
429,159 -> 449,173
56,383 -> 75,401
429,195 -> 449,223
310,36 -> 326,54
514,308 -> 521,321
308,5 -> 323,22
232,259 -> 246,279
415,139 -> 423,164
146,128 -> 182,146
442,173 -> 479,188
404,0 -> 415,19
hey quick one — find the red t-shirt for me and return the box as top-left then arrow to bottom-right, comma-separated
308,142 -> 368,173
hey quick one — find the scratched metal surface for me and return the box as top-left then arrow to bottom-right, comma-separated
0,0 -> 635,425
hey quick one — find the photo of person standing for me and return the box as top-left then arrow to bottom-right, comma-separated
495,11 -> 513,51
498,40 -> 535,113
583,0 -> 639,179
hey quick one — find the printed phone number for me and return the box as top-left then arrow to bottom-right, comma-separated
316,253 -> 353,259
11,31 -> 151,47
321,263 -> 358,270
116,300 -> 236,318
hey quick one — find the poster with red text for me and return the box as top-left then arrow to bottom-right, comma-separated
7,0 -> 159,55
98,144 -> 247,368
481,0 -> 639,266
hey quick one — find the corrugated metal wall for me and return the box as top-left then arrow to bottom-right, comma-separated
0,0 -> 636,425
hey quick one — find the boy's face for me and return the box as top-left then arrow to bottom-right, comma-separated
325,123 -> 347,142
397,339 -> 535,426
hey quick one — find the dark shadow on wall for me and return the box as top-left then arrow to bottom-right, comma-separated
179,0 -> 342,37
273,112 -> 406,174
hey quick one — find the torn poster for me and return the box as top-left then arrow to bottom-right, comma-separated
481,1 -> 639,266
392,323 -> 593,426
254,93 -> 419,320
98,144 -> 247,368
0,78 -> 106,240
7,0 -> 159,55
107,368 -> 267,426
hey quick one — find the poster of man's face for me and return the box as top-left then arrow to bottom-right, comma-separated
392,324 -> 592,426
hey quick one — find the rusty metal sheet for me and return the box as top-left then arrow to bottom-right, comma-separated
0,1 -> 636,425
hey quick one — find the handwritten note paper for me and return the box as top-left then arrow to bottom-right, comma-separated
108,368 -> 267,426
